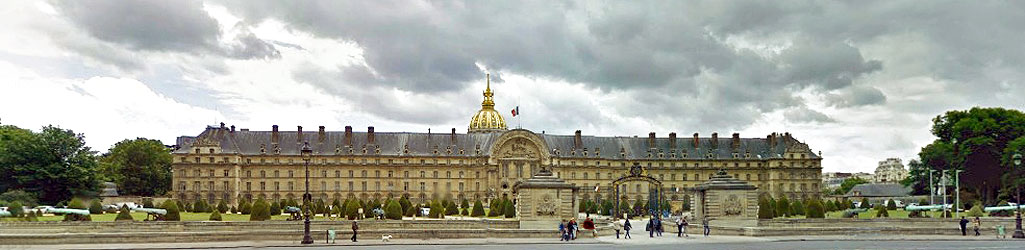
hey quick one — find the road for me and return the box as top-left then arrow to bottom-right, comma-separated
251,241 -> 1021,250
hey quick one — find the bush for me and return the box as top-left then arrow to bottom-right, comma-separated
399,197 -> 412,214
89,199 -> 104,214
908,210 -> 929,218
193,199 -> 208,213
758,197 -> 774,219
806,199 -> 825,218
445,199 -> 459,216
488,200 -> 502,217
64,198 -> 92,221
790,199 -> 805,216
503,199 -> 516,218
175,200 -> 185,212
316,199 -> 328,216
345,199 -> 360,220
239,200 -> 252,215
162,200 -> 181,221
886,199 -> 897,210
471,200 -> 485,217
250,198 -> 270,221
217,200 -> 229,213
404,203 -> 417,217
989,201 -> 1011,217
230,206 -> 237,214
428,200 -> 443,218
24,209 -> 38,221
966,201 -> 985,217
842,210 -> 859,218
269,201 -> 281,216
875,205 -> 889,217
142,198 -> 154,208
775,196 -> 790,217
115,205 -> 134,221
9,201 -> 24,218
384,199 -> 402,220
209,209 -> 222,221
859,198 -> 870,209
918,198 -> 929,206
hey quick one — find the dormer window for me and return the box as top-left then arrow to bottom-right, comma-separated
260,144 -> 266,154
195,148 -> 200,154
209,148 -> 215,154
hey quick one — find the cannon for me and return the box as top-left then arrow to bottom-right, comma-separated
131,207 -> 168,221
0,210 -> 11,217
48,208 -> 90,215
285,206 -> 302,221
904,204 -> 952,211
983,206 -> 1022,212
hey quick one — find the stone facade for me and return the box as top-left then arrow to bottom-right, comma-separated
691,170 -> 759,220
514,168 -> 579,228
169,78 -> 823,207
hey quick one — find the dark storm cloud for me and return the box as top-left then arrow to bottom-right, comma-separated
53,0 -> 280,62
784,106 -> 835,124
826,85 -> 887,108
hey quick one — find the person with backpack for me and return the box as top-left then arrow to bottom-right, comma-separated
624,218 -> 633,239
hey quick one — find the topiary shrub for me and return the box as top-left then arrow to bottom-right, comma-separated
989,201 -> 1011,217
63,198 -> 92,221
966,201 -> 984,217
791,199 -> 805,216
217,200 -> 229,213
345,199 -> 360,220
503,199 -> 516,218
269,201 -> 281,216
89,199 -> 104,214
175,200 -> 185,212
162,200 -> 181,221
209,209 -> 222,221
384,199 -> 402,220
116,205 -> 134,221
142,198 -> 154,208
488,199 -> 502,217
806,199 -> 825,218
775,196 -> 790,217
230,206 -> 238,214
471,200 -> 485,217
250,198 -> 270,221
24,209 -> 38,221
859,198 -> 871,209
239,200 -> 252,215
9,201 -> 24,218
758,196 -> 774,219
445,199 -> 459,216
886,199 -> 897,210
428,200 -> 443,218
875,205 -> 889,217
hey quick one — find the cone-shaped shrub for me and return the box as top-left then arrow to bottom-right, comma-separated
966,201 -> 985,217
209,209 -> 223,221
428,200 -> 443,218
239,200 -> 252,215
115,205 -> 134,221
859,198 -> 870,209
886,199 -> 897,210
162,200 -> 181,221
445,199 -> 459,215
269,201 -> 281,216
24,209 -> 37,221
758,196 -> 774,219
503,199 -> 516,218
385,199 -> 402,220
471,200 -> 485,217
791,199 -> 805,216
250,198 -> 270,221
217,200 -> 229,213
230,206 -> 238,214
9,201 -> 24,218
775,196 -> 790,217
875,205 -> 889,217
806,199 -> 825,218
345,199 -> 360,219
89,199 -> 104,214
488,199 -> 501,217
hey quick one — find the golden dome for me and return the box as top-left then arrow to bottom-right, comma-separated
469,74 -> 508,133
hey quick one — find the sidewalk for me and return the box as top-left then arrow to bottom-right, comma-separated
4,238 -> 606,250
768,234 -> 1025,242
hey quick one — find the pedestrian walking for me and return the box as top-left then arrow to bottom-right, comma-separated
612,219 -> 623,239
624,218 -> 633,239
559,219 -> 568,241
350,221 -> 359,242
959,216 -> 968,236
678,216 -> 689,237
655,216 -> 663,237
647,216 -> 655,238
569,219 -> 578,240
702,216 -> 711,237
973,217 -> 981,236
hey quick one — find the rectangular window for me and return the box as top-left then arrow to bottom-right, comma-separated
223,170 -> 229,177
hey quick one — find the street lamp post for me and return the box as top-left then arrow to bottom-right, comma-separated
1012,153 -> 1023,239
954,169 -> 962,219
929,169 -> 936,206
300,142 -> 314,244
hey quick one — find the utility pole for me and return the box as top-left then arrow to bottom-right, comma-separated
929,169 -> 935,206
942,171 -> 947,218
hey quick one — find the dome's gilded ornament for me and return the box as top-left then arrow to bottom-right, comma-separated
468,74 -> 508,133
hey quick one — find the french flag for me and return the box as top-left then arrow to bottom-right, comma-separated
511,106 -> 519,117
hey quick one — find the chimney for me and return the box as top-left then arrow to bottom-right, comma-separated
220,122 -> 225,129
450,128 -> 456,144
230,125 -> 235,133
732,133 -> 740,149
344,126 -> 353,145
367,126 -> 375,144
297,126 -> 303,142
769,132 -> 776,147
693,133 -> 699,148
272,125 -> 279,144
318,126 -> 326,142
669,132 -> 677,148
574,130 -> 582,149
711,132 -> 718,148
648,132 -> 656,148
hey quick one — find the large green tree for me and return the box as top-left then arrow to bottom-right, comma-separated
99,138 -> 172,196
0,125 -> 100,205
907,107 -> 1025,204
834,177 -> 868,195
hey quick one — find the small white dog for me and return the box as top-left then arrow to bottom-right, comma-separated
381,235 -> 393,242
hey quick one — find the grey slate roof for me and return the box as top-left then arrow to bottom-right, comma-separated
174,126 -> 818,160
845,183 -> 911,197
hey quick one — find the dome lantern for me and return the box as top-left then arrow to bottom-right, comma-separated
469,73 -> 508,133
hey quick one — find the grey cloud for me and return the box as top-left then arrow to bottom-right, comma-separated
784,106 -> 835,124
53,0 -> 279,62
826,85 -> 887,108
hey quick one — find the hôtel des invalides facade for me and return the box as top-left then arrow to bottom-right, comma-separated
170,76 -> 823,208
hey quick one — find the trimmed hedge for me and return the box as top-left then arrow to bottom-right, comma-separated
115,205 -> 134,221
89,199 -> 104,214
503,199 -> 516,218
384,199 -> 402,219
250,198 -> 271,221
471,200 -> 485,217
209,210 -> 223,221
162,200 -> 181,221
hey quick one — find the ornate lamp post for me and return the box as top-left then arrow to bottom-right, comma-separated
300,142 -> 314,244
1013,152 -> 1023,239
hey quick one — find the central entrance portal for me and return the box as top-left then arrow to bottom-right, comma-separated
611,163 -> 664,219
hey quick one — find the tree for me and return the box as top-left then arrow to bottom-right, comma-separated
98,138 -> 172,196
488,199 -> 502,217
806,199 -> 825,218
428,200 -> 444,218
8,201 -> 24,218
238,199 -> 252,214
345,199 -> 360,219
162,200 -> 180,221
966,201 -> 985,217
775,196 -> 790,217
757,196 -> 774,219
250,198 -> 270,221
460,199 -> 470,215
269,201 -> 281,216
89,199 -> 104,214
859,198 -> 871,209
399,196 -> 412,214
790,199 -> 805,216
503,199 -> 516,218
471,200 -> 485,217
217,200 -> 229,213
193,199 -> 208,213
0,125 -> 101,205
209,209 -> 222,221
384,199 -> 402,219
445,199 -> 459,216
0,190 -> 38,207
886,199 -> 897,210
836,177 -> 869,195
874,205 -> 889,217
115,205 -> 134,221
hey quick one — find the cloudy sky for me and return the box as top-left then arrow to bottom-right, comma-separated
2,0 -> 1023,173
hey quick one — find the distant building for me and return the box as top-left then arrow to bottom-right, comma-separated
821,172 -> 853,189
844,183 -> 914,204
873,158 -> 907,183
